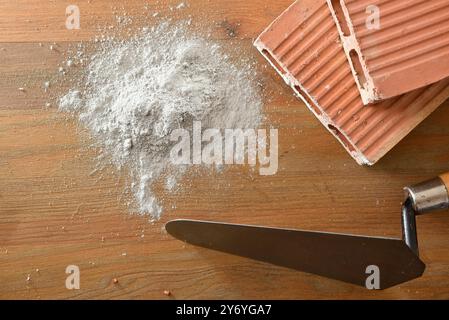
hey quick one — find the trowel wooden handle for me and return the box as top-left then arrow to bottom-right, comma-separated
404,173 -> 449,214
440,173 -> 449,193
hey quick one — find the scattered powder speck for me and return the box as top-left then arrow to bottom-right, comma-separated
58,22 -> 263,219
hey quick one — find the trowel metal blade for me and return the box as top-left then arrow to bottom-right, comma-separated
166,219 -> 425,289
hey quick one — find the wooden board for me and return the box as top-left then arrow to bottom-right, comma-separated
1,0 -> 449,299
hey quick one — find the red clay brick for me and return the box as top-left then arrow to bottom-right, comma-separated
327,0 -> 449,104
255,0 -> 449,165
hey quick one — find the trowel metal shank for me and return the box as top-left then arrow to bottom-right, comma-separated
403,174 -> 449,256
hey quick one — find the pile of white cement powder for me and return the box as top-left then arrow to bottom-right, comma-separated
59,22 -> 263,219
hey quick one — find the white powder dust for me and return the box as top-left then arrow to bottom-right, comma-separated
59,22 -> 263,219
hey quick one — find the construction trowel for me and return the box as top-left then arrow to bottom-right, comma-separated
166,173 -> 449,289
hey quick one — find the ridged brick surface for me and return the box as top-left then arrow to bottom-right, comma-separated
255,0 -> 449,165
327,0 -> 449,104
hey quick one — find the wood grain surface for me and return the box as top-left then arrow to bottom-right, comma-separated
1,0 -> 449,300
